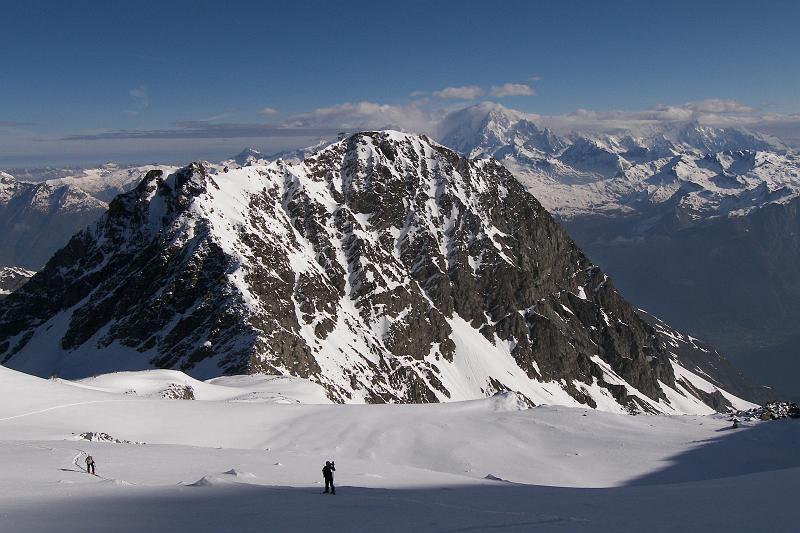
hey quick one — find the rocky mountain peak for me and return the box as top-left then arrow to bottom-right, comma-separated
0,266 -> 35,300
233,148 -> 266,166
0,172 -> 23,202
439,104 -> 569,163
0,131 -> 752,414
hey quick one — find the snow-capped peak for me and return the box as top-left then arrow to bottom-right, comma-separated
436,104 -> 799,221
232,147 -> 267,166
438,102 -> 558,157
0,130 -> 751,415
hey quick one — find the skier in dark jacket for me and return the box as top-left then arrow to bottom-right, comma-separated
85,455 -> 96,475
322,461 -> 335,494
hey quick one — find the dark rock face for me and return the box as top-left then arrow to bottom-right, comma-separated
159,383 -> 195,400
638,310 -> 775,405
0,172 -> 107,270
437,103 -> 799,403
736,401 -> 800,421
0,133 -> 735,412
569,196 -> 800,402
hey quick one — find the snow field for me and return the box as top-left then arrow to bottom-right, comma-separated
0,365 -> 799,531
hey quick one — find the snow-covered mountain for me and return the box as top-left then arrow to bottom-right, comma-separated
0,171 -> 108,270
0,165 -> 178,271
0,266 -> 35,300
220,143 -> 333,169
439,103 -> 797,221
438,103 -> 800,400
43,163 -> 180,203
0,132 -> 755,414
263,139 -> 335,164
227,148 -> 269,167
0,153 -> 324,273
636,309 -> 773,405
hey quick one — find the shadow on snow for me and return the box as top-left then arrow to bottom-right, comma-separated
3,422 -> 799,533
625,419 -> 800,486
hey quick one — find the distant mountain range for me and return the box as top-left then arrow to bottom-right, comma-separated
439,102 -> 795,220
0,164 -> 179,270
0,171 -> 108,270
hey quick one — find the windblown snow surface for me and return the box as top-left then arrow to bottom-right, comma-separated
0,366 -> 797,532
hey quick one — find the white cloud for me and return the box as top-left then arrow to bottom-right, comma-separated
48,98 -> 800,166
433,86 -> 484,100
523,100 -> 799,147
490,83 -> 535,97
685,99 -> 753,114
125,86 -> 149,115
196,112 -> 234,122
285,101 -> 441,135
258,106 -> 280,116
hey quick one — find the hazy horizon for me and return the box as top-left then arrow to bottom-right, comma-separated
2,0 -> 799,167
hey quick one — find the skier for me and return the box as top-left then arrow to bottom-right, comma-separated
732,419 -> 739,429
322,460 -> 335,494
85,454 -> 96,475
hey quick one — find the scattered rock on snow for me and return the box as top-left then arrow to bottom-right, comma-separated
484,474 -> 512,483
222,469 -> 256,478
159,383 -> 195,400
75,431 -> 145,444
735,402 -> 800,421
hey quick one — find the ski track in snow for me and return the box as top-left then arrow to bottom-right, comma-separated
0,399 -> 128,422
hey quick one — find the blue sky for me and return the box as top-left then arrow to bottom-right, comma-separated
1,0 -> 799,165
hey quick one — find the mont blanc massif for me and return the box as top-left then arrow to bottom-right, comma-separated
2,105 -> 798,532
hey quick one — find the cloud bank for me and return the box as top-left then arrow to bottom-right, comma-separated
432,86 -> 484,100
57,98 -> 800,148
490,83 -> 535,97
5,97 -> 796,167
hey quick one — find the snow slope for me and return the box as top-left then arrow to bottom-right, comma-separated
68,369 -> 332,404
0,366 -> 797,532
